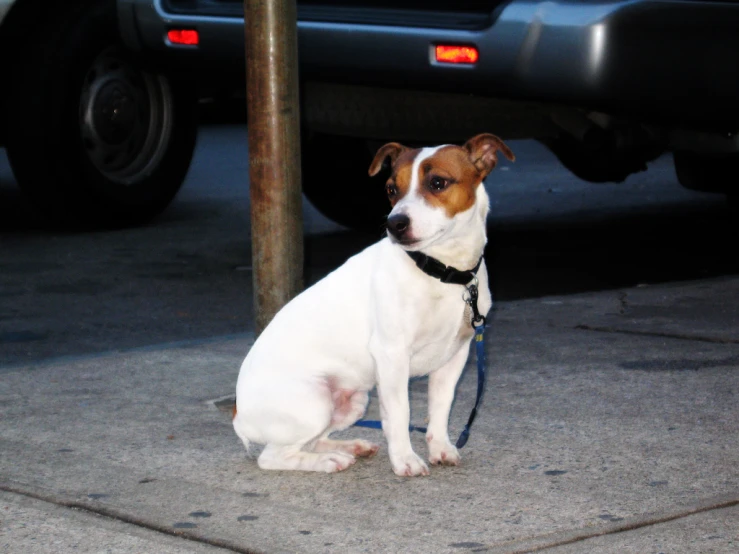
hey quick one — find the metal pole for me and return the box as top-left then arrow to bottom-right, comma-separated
244,0 -> 304,334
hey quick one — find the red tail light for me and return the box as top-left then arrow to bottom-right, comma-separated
167,29 -> 199,46
435,45 -> 479,64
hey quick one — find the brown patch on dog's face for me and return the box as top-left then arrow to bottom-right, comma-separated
370,134 -> 514,213
386,148 -> 421,206
418,134 -> 514,217
416,146 -> 485,218
369,143 -> 421,207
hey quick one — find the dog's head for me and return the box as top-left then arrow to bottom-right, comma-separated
368,133 -> 514,249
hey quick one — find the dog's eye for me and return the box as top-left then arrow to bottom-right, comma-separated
428,176 -> 448,192
386,183 -> 398,197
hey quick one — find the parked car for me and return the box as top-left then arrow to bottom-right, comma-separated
0,0 -> 197,228
2,0 -> 738,229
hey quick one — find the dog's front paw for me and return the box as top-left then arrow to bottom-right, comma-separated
391,451 -> 430,477
352,440 -> 381,458
428,440 -> 461,466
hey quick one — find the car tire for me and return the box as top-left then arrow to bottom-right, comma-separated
4,0 -> 197,228
673,151 -> 739,195
541,129 -> 663,184
301,133 -> 390,233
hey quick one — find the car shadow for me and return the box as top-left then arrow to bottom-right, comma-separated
2,156 -> 736,302
0,180 -> 47,232
304,201 -> 738,301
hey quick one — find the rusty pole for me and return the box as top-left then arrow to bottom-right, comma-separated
244,0 -> 304,334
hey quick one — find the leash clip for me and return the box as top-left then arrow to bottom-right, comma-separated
464,279 -> 486,328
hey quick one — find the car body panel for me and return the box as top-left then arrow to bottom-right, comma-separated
0,0 -> 17,25
118,0 -> 739,129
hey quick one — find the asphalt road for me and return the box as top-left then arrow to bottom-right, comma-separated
1,125 -> 737,366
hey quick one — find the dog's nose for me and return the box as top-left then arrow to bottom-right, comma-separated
386,213 -> 410,239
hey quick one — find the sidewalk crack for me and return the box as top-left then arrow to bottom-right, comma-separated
522,498 -> 739,553
487,496 -> 739,554
0,483 -> 260,554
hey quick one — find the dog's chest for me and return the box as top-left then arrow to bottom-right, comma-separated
407,289 -> 481,376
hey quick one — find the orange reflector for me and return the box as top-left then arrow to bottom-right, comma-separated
435,45 -> 479,64
167,29 -> 199,46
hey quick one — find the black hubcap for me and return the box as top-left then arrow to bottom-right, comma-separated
79,48 -> 173,185
92,80 -> 136,145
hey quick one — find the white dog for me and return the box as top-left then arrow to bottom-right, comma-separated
233,133 -> 514,476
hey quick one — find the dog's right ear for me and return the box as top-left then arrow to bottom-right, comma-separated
368,142 -> 406,176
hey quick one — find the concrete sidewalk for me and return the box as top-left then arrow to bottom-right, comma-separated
2,278 -> 738,553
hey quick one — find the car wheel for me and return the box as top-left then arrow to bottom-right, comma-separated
673,151 -> 739,194
674,151 -> 739,226
541,128 -> 665,184
5,0 -> 197,228
301,133 -> 390,233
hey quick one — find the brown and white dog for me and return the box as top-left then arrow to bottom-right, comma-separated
233,133 -> 514,476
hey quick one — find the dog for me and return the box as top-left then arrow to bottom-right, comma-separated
233,133 -> 514,476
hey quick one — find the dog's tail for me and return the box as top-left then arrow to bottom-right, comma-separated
232,404 -> 252,455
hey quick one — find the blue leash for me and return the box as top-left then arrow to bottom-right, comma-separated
455,323 -> 486,448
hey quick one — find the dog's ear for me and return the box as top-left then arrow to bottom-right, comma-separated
463,133 -> 515,178
368,142 -> 406,177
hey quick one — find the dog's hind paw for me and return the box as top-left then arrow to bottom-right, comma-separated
391,452 -> 429,477
313,438 -> 379,458
257,446 -> 356,473
318,452 -> 357,473
428,441 -> 461,467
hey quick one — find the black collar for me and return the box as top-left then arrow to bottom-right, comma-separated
406,250 -> 483,285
